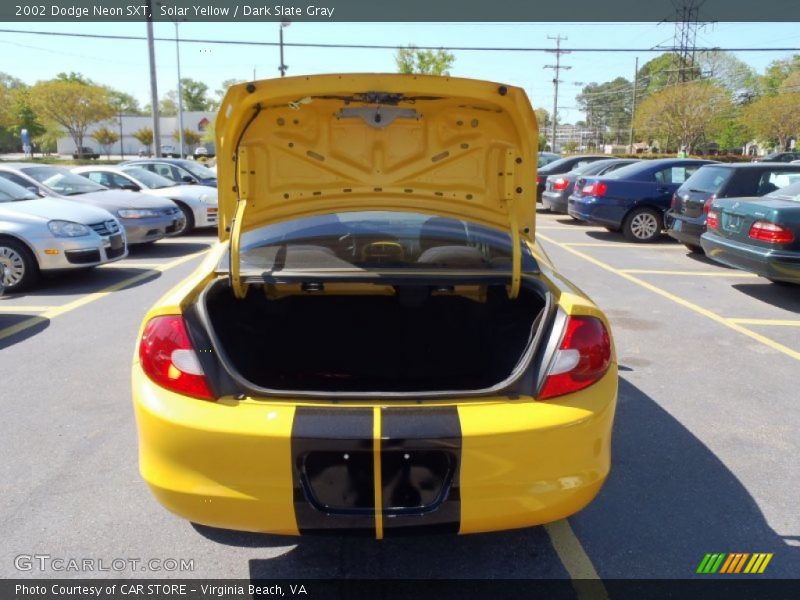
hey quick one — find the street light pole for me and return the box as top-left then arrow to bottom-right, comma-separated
279,20 -> 290,77
174,21 -> 186,158
145,0 -> 161,157
118,109 -> 124,159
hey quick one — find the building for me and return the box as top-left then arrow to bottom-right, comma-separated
56,111 -> 215,157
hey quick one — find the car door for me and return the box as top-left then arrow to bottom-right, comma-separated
652,164 -> 703,210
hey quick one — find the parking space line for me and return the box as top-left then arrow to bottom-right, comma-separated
562,242 -> 687,249
545,520 -> 608,600
98,262 -> 167,269
727,318 -> 800,327
0,250 -> 207,342
619,269 -> 757,278
539,233 -> 800,362
0,306 -> 56,312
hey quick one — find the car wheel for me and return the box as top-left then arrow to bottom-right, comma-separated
0,238 -> 39,292
684,243 -> 704,254
623,208 -> 662,243
175,202 -> 195,234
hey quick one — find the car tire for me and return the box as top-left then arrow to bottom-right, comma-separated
684,243 -> 704,254
175,202 -> 195,234
0,238 -> 40,293
623,208 -> 662,243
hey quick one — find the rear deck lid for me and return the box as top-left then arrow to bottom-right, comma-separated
215,73 -> 539,296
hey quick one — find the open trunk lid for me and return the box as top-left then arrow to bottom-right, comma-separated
215,74 -> 538,297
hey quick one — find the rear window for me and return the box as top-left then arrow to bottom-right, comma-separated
681,166 -> 733,194
228,211 -> 538,273
766,180 -> 800,202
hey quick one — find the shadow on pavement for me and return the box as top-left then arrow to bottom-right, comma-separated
684,251 -> 737,269
731,283 -> 800,314
193,376 -> 798,579
128,241 -> 211,259
0,314 -> 49,350
11,267 -> 160,298
571,376 -> 800,578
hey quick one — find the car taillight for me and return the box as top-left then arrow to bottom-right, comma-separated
707,210 -> 719,230
139,315 -> 214,401
671,193 -> 680,210
539,316 -> 612,401
537,176 -> 544,185
581,182 -> 608,197
553,177 -> 569,191
748,221 -> 795,244
703,194 -> 717,214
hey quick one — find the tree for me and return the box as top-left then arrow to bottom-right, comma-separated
92,126 -> 120,159
577,77 -> 633,144
201,118 -> 215,145
740,93 -> 800,151
760,55 -> 800,96
634,81 -> 732,153
10,87 -> 46,140
34,125 -> 63,155
697,51 -> 760,103
132,127 -> 154,153
29,80 -> 115,155
534,108 -> 551,129
180,78 -> 211,111
395,45 -> 455,76
636,53 -> 678,98
108,90 -> 143,115
562,140 -> 579,153
172,128 -> 202,153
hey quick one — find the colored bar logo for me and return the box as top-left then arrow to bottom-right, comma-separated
697,553 -> 773,574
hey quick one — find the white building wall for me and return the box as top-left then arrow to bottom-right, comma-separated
56,112 -> 215,156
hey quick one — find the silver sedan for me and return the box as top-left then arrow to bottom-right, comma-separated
0,164 -> 184,245
0,177 -> 127,293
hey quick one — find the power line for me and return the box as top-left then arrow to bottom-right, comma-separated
1,28 -> 799,52
544,34 -> 571,153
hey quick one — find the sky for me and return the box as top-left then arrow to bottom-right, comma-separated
1,21 -> 799,123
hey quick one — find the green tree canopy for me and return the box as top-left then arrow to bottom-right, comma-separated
29,79 -> 115,154
740,92 -> 800,151
395,46 -> 455,76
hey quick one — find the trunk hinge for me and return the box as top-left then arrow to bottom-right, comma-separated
502,149 -> 521,299
230,146 -> 250,299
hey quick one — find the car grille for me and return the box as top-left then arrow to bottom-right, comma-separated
88,220 -> 121,236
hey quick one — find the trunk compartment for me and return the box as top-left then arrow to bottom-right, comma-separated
197,278 -> 550,395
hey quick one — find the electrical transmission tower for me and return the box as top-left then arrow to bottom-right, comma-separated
544,35 -> 571,153
671,0 -> 706,83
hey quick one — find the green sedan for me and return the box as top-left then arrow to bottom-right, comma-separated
701,180 -> 800,284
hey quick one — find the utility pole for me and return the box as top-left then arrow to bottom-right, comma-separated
174,21 -> 185,158
145,0 -> 161,157
544,35 -> 571,153
628,56 -> 639,152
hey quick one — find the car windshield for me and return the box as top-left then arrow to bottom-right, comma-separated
766,180 -> 800,202
230,211 -> 537,273
22,166 -> 106,196
0,176 -> 38,202
681,166 -> 733,193
179,161 -> 216,179
122,167 -> 175,189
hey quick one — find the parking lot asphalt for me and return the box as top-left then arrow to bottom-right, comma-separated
1,214 -> 798,589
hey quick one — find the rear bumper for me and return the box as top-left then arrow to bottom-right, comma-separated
700,233 -> 800,282
567,197 -> 622,227
665,211 -> 706,247
542,191 -> 569,213
132,364 -> 617,536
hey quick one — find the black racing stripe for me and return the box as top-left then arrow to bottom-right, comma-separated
380,407 -> 462,535
291,407 -> 376,534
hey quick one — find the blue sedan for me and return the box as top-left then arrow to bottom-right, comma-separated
568,159 -> 716,242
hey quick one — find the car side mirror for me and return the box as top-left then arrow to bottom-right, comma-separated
181,176 -> 196,184
26,186 -> 44,197
121,184 -> 141,192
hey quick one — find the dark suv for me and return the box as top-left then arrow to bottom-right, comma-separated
753,151 -> 800,163
72,146 -> 100,159
666,163 -> 800,252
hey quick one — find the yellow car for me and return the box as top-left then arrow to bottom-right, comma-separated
132,74 -> 617,538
